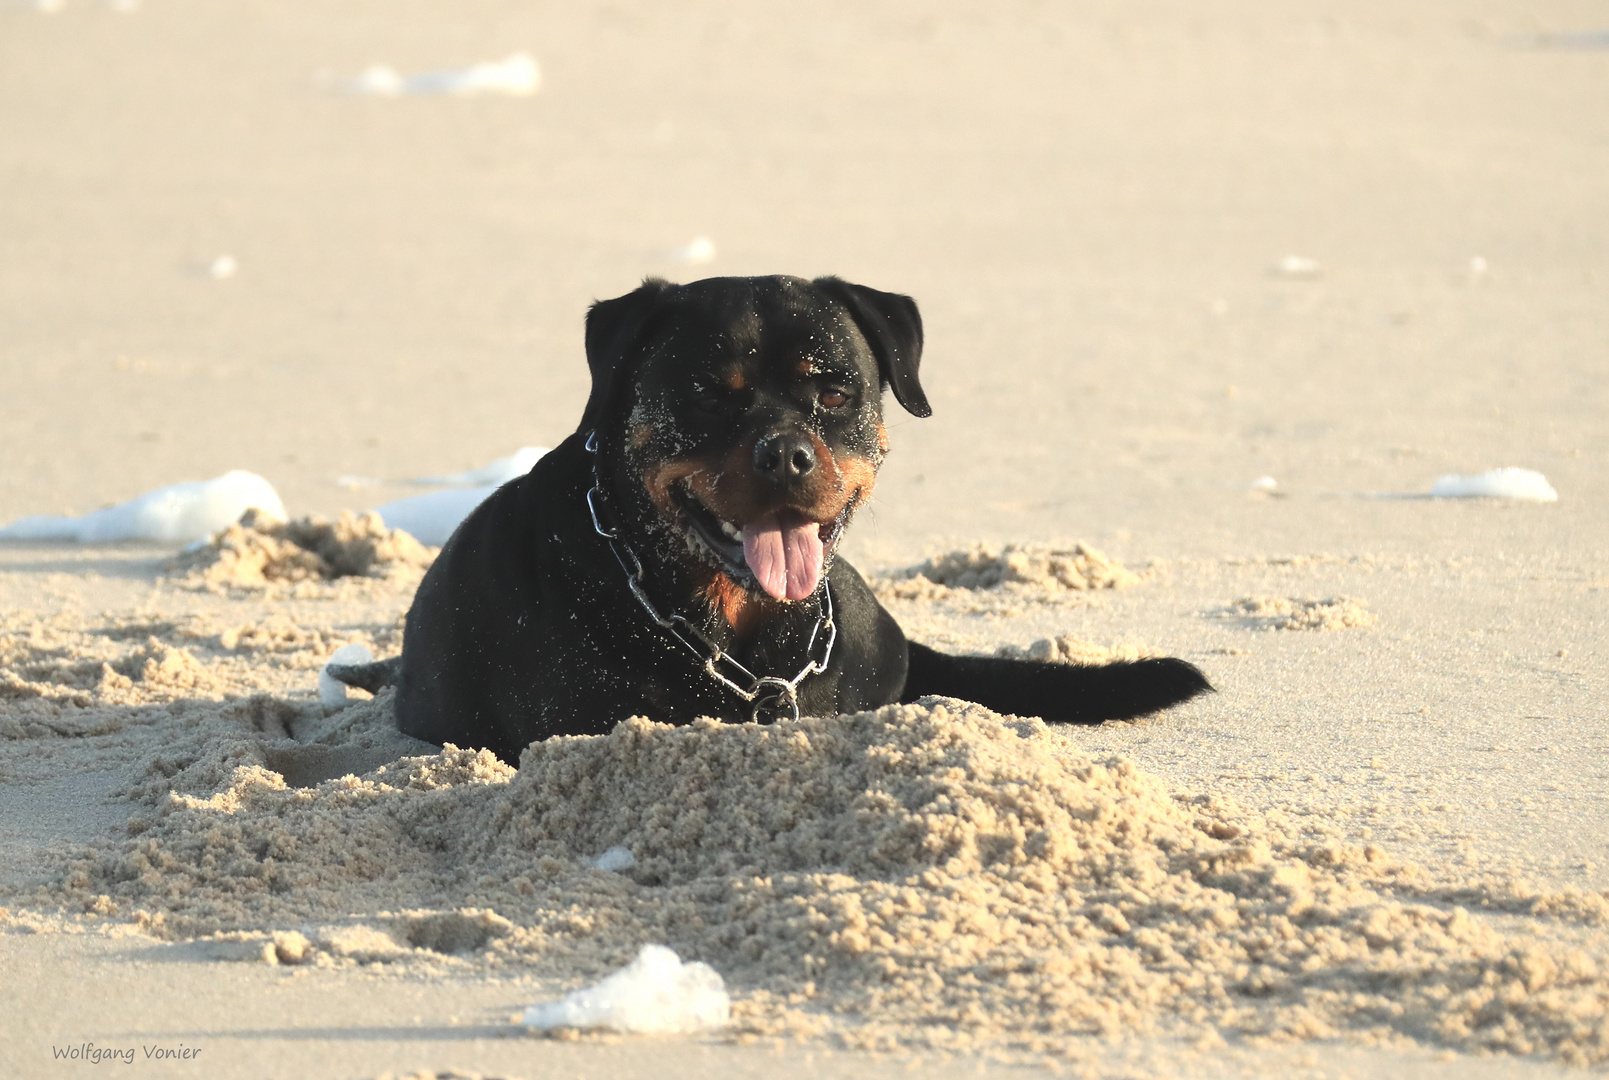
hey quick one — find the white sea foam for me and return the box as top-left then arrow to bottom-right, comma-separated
318,644 -> 375,706
522,945 -> 730,1034
350,65 -> 406,97
369,448 -> 545,543
371,487 -> 495,546
411,447 -> 546,487
1429,468 -> 1558,502
349,53 -> 541,97
338,448 -> 544,491
1270,254 -> 1322,279
668,236 -> 716,265
590,846 -> 637,872
0,472 -> 285,543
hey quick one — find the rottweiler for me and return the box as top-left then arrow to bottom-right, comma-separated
329,275 -> 1210,764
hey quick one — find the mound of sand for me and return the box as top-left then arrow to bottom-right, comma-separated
1,636 -> 220,710
995,633 -> 1158,665
168,510 -> 436,595
887,542 -> 1140,594
874,545 -> 1142,621
32,691 -> 1609,1065
0,612 -> 233,735
0,611 -> 401,741
1214,596 -> 1377,632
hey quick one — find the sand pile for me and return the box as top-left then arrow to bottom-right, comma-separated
32,692 -> 1609,1065
873,544 -> 1143,621
1214,596 -> 1377,632
1,615 -> 232,738
879,543 -> 1139,598
2,635 -> 223,713
168,510 -> 436,595
995,633 -> 1157,665
0,611 -> 401,741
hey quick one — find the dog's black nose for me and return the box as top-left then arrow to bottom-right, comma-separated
754,433 -> 816,479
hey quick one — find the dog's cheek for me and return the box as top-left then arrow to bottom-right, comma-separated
683,444 -> 761,523
640,460 -> 703,519
824,403 -> 886,464
626,392 -> 698,460
801,437 -> 879,522
833,453 -> 880,506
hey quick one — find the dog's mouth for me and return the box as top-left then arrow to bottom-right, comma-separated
670,482 -> 852,602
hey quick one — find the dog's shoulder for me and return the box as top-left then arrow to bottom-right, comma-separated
817,556 -> 909,713
397,432 -> 634,755
426,435 -> 589,572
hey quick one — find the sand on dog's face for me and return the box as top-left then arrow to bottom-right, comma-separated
13,638 -> 1609,1067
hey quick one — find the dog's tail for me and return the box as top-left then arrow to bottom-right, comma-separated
900,642 -> 1212,723
324,656 -> 403,695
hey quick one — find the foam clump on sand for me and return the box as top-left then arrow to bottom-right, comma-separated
590,846 -> 637,872
411,447 -> 546,487
318,643 -> 375,706
167,509 -> 435,594
668,236 -> 717,265
339,446 -> 545,491
522,944 -> 731,1034
42,691 -> 1609,1064
0,471 -> 284,544
372,489 -> 493,546
1216,595 -> 1376,631
1269,254 -> 1323,278
1430,468 -> 1558,502
877,543 -> 1139,610
369,446 -> 546,543
350,54 -> 540,97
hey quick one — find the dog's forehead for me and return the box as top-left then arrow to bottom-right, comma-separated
648,280 -> 871,377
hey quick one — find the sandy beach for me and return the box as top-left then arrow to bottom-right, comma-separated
3,1 -> 1607,1077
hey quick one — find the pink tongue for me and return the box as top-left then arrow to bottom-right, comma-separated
741,512 -> 824,602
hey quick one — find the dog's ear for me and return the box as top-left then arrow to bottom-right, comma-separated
581,278 -> 672,431
813,276 -> 930,418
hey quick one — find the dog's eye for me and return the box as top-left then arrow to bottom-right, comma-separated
819,389 -> 850,410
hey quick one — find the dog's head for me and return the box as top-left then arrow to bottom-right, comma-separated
582,275 -> 928,618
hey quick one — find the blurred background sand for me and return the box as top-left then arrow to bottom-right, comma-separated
2,1 -> 1606,1077
3,0 -> 1603,555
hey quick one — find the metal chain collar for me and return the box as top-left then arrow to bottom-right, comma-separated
583,430 -> 837,723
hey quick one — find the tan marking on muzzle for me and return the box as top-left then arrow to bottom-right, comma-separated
683,433 -> 878,529
638,437 -> 880,624
641,460 -> 707,520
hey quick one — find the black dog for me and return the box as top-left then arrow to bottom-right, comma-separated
331,276 -> 1210,763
